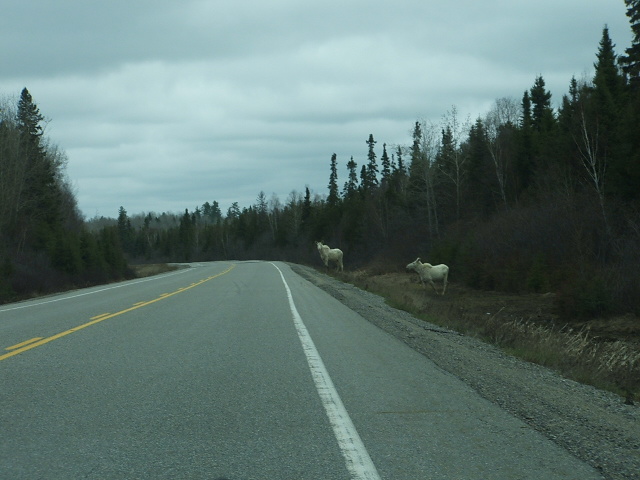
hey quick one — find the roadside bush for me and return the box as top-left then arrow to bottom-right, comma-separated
555,269 -> 614,319
526,254 -> 551,293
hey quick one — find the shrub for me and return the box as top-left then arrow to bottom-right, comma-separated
526,254 -> 551,293
555,272 -> 614,319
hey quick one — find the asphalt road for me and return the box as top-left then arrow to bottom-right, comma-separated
0,261 -> 604,479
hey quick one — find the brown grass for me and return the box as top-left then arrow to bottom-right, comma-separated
129,263 -> 179,278
341,268 -> 640,404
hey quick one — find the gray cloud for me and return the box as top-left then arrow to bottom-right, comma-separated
1,0 -> 633,218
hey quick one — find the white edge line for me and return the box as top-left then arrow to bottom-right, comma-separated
0,268 -> 190,313
271,262 -> 381,480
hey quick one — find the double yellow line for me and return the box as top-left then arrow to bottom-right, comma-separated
1,264 -> 235,362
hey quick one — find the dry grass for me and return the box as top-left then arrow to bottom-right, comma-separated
130,263 -> 179,278
342,269 -> 640,404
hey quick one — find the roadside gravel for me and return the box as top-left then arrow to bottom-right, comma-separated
289,263 -> 640,480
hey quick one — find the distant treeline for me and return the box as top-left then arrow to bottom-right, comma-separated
3,6 -> 640,317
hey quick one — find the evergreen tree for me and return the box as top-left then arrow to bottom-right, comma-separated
435,125 -> 458,222
202,200 -> 222,223
98,226 -> 128,277
380,143 -> 391,184
386,145 -> 408,205
594,26 -> 624,101
395,145 -> 406,176
327,153 -> 340,206
302,186 -> 312,229
529,76 -> 556,134
591,26 -> 625,201
521,90 -> 533,129
558,76 -> 586,181
117,206 -> 133,253
179,209 -> 196,260
15,88 -> 63,247
255,191 -> 270,239
342,156 -> 359,199
363,134 -> 378,191
618,0 -> 640,199
256,191 -> 268,216
620,0 -> 640,87
516,89 -> 535,194
464,118 -> 495,217
211,201 -> 222,222
227,202 -> 240,219
16,88 -> 44,140
408,121 -> 423,194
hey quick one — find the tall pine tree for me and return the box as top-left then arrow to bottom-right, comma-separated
15,88 -> 63,250
363,134 -> 378,191
327,153 -> 340,206
342,156 -> 359,199
620,0 -> 640,86
617,0 -> 640,199
591,26 -> 625,200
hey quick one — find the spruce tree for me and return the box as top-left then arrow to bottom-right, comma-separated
364,134 -> 378,190
516,90 -> 534,194
387,145 -> 408,205
15,88 -> 63,249
395,145 -> 406,176
617,0 -> 640,199
529,76 -> 556,133
465,118 -> 495,217
380,143 -> 391,184
327,153 -> 339,206
591,26 -> 625,200
408,121 -> 423,193
117,206 -> 134,253
435,125 -> 459,222
342,156 -> 358,199
620,0 -> 640,87
594,26 -> 624,100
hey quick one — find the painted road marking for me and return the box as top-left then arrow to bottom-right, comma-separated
6,337 -> 44,351
0,265 -> 235,362
0,268 -> 191,314
272,263 -> 381,480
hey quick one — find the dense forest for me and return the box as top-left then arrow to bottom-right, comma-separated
0,89 -> 130,300
2,2 -> 640,319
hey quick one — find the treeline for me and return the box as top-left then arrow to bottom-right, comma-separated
0,89 -> 130,302
3,5 -> 640,319
106,17 -> 640,318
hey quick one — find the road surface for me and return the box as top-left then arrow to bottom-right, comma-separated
0,261 -> 604,479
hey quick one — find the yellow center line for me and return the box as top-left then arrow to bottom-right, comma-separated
0,264 -> 235,362
6,337 -> 44,351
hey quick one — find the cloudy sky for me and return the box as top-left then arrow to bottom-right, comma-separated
1,1 -> 633,219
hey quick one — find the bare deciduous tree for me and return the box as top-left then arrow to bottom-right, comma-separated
485,97 -> 521,209
575,106 -> 609,233
437,106 -> 471,221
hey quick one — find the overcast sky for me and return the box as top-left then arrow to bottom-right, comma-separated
1,1 -> 633,219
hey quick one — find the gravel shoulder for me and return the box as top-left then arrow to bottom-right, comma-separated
289,263 -> 640,480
